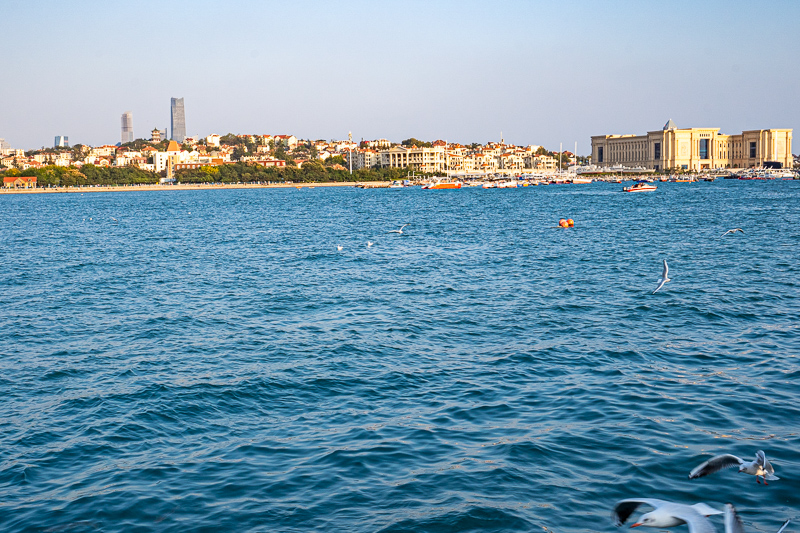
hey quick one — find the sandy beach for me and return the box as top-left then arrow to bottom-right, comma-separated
0,181 -> 393,195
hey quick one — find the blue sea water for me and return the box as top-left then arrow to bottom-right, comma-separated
1,180 -> 799,533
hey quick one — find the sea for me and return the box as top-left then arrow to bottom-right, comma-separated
1,180 -> 799,533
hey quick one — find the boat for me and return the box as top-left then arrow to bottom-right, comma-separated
623,182 -> 658,192
422,179 -> 461,189
571,177 -> 593,184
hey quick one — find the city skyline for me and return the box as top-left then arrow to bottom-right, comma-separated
2,0 -> 799,152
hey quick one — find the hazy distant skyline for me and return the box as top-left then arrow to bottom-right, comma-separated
3,0 -> 799,153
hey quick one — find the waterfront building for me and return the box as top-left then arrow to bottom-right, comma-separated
591,120 -> 793,171
54,136 -> 69,148
170,97 -> 186,143
121,111 -> 134,144
3,175 -> 37,189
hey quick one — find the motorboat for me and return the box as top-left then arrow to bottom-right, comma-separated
422,179 -> 462,189
623,182 -> 658,192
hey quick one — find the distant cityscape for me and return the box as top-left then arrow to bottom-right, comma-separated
1,98 -> 797,179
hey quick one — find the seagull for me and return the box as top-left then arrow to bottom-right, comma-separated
689,450 -> 779,485
389,224 -> 409,234
652,259 -> 671,294
337,245 -> 343,251
725,504 -> 790,533
367,241 -> 373,248
111,217 -> 117,222
721,228 -> 744,237
613,498 -> 722,531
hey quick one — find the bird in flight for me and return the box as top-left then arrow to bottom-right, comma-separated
612,498 -> 722,531
652,259 -> 671,294
337,245 -> 343,251
689,450 -> 779,485
389,224 -> 409,234
721,228 -> 744,236
367,241 -> 373,247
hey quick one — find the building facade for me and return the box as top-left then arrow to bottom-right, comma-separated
591,120 -> 793,171
54,136 -> 69,148
170,97 -> 186,143
121,111 -> 134,144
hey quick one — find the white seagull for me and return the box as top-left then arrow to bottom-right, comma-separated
653,259 -> 671,294
367,241 -> 373,248
725,503 -> 790,533
337,245 -> 343,251
721,228 -> 744,237
689,450 -> 779,485
613,498 -> 722,532
389,224 -> 409,234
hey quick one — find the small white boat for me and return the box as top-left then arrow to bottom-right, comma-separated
623,182 -> 657,192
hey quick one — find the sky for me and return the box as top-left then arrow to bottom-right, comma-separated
2,0 -> 799,153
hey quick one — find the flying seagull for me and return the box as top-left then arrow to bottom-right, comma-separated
389,224 -> 409,234
653,259 -> 671,294
725,503 -> 790,533
337,245 -> 343,251
689,450 -> 779,485
613,498 -> 721,531
367,241 -> 373,248
721,228 -> 744,237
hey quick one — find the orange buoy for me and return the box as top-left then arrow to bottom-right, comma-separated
558,218 -> 567,227
567,219 -> 574,227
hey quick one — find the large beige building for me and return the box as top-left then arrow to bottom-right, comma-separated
591,120 -> 792,171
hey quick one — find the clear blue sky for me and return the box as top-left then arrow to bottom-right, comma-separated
3,0 -> 798,153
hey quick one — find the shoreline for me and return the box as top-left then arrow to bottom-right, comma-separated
0,181 -> 390,195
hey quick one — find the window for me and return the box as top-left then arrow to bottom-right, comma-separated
749,141 -> 756,158
699,139 -> 709,159
654,142 -> 661,159
597,146 -> 603,163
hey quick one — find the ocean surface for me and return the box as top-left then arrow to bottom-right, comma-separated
2,180 -> 799,533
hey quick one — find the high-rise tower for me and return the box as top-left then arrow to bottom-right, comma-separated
121,111 -> 134,144
170,97 -> 186,143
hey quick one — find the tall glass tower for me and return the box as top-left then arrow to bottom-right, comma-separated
170,98 -> 186,143
121,111 -> 134,143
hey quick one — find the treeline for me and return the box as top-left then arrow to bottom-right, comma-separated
0,162 -> 420,186
1,165 -> 160,187
175,162 -> 415,184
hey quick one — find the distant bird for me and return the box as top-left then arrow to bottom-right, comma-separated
337,245 -> 343,251
367,241 -> 373,248
389,224 -> 409,234
721,228 -> 744,237
689,450 -> 779,485
613,498 -> 722,531
653,259 -> 671,294
111,217 -> 117,222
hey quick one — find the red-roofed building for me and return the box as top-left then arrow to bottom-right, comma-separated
3,175 -> 37,189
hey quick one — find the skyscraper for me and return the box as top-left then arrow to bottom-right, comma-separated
170,97 -> 186,143
54,136 -> 69,148
121,111 -> 134,144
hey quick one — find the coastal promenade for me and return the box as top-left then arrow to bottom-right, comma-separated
0,181 -> 390,194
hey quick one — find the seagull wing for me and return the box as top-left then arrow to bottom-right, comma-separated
689,454 -> 744,479
662,259 -> 669,279
755,450 -> 766,466
612,499 -> 666,526
653,279 -> 667,294
670,507 -> 716,533
776,519 -> 791,533
724,504 -> 746,533
692,503 -> 724,517
757,451 -> 779,479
